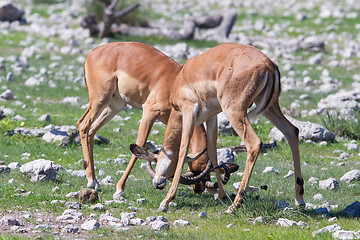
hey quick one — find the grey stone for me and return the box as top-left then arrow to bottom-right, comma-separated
1,89 -> 14,100
24,77 -> 42,86
216,148 -> 234,165
61,224 -> 79,233
340,170 -> 360,183
217,112 -> 236,135
37,114 -> 51,122
100,175 -> 114,186
1,215 -> 20,226
130,218 -> 144,226
156,216 -> 168,222
284,170 -> 294,178
81,219 -> 100,231
269,116 -> 335,142
137,198 -> 147,205
0,165 -> 10,174
332,230 -> 360,239
61,97 -> 80,105
276,218 -> 297,227
253,216 -> 264,224
312,223 -> 342,236
150,220 -> 169,231
121,212 -> 136,226
8,162 -> 21,169
6,72 -> 14,81
65,202 -> 81,209
315,208 -> 329,215
42,129 -> 68,143
20,159 -> 62,182
343,201 -> 360,217
174,219 -> 190,226
90,203 -> 105,211
65,191 -> 79,198
319,178 -> 339,190
313,193 -> 324,201
0,4 -> 25,22
146,216 -> 156,222
198,211 -> 207,218
263,166 -> 280,174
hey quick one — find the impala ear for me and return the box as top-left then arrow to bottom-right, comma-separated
130,144 -> 157,162
185,148 -> 207,163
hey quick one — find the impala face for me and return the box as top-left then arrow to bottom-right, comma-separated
153,150 -> 177,189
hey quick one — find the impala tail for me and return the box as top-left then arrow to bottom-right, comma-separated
247,62 -> 281,120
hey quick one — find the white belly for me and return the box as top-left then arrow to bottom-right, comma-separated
194,98 -> 222,126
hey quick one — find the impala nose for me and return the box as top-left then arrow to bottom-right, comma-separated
153,175 -> 167,189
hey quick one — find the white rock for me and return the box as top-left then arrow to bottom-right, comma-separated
1,89 -> 14,100
198,211 -> 207,218
308,177 -> 319,184
313,193 -> 324,201
173,219 -> 190,227
81,219 -> 100,231
270,116 -> 335,142
137,198 -> 147,205
332,230 -> 360,239
90,203 -> 105,211
66,192 -> 79,198
56,209 -> 83,221
130,218 -> 144,226
319,178 -> 339,190
1,215 -> 20,226
312,223 -> 342,236
150,220 -> 169,231
276,218 -> 297,227
262,166 -> 280,174
283,170 -> 294,178
20,159 -> 62,182
340,169 -> 360,183
156,216 -> 168,222
8,162 -> 21,170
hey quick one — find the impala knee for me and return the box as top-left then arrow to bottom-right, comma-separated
248,141 -> 263,159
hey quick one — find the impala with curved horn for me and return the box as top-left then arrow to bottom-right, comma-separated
131,43 -> 305,212
77,42 -> 229,199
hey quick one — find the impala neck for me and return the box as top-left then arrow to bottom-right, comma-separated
161,108 -> 208,172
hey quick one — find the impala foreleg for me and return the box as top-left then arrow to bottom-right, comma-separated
206,117 -> 227,202
263,103 -> 305,206
114,110 -> 156,199
158,110 -> 195,212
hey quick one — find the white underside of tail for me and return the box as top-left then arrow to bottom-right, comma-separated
247,69 -> 279,120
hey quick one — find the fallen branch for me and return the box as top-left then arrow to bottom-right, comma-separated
218,141 -> 277,153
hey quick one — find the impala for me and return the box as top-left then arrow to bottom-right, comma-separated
131,43 -> 305,212
77,42 -> 217,199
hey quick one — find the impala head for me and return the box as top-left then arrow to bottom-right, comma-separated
129,144 -> 207,189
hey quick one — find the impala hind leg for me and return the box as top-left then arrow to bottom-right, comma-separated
114,109 -> 157,199
224,109 -> 263,212
263,103 -> 305,206
78,96 -> 126,189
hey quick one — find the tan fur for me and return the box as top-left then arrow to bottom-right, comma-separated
77,42 -> 208,194
153,43 -> 305,212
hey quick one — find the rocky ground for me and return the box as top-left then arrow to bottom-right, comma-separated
1,0 -> 360,239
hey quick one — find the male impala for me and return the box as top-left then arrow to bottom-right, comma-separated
77,42 -> 211,199
131,43 -> 305,212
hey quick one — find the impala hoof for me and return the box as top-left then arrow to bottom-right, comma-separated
87,180 -> 101,190
157,206 -> 168,212
113,190 -> 124,200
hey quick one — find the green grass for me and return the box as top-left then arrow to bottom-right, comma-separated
1,1 -> 360,239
